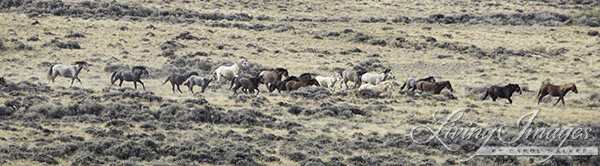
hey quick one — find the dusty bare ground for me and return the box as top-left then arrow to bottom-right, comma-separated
1,0 -> 600,165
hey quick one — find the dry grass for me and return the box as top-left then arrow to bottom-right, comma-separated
1,0 -> 600,165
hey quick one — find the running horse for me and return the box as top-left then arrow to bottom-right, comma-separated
416,81 -> 453,94
110,66 -> 149,90
535,83 -> 578,106
47,61 -> 90,87
482,84 -> 522,104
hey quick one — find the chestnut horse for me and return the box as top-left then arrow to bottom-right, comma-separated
285,78 -> 320,91
536,83 -> 578,106
482,84 -> 522,104
416,81 -> 453,94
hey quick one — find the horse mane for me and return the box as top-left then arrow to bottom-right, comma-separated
559,83 -> 576,90
132,66 -> 146,70
383,69 -> 391,73
356,70 -> 367,76
187,71 -> 199,77
73,61 -> 87,65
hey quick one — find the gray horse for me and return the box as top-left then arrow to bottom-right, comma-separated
400,76 -> 436,91
339,69 -> 366,90
182,75 -> 215,94
110,66 -> 149,90
162,72 -> 199,93
48,61 -> 90,87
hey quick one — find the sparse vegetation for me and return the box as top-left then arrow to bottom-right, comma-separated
0,0 -> 599,165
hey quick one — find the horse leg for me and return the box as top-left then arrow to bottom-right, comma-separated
537,92 -> 548,105
119,80 -> 124,87
189,84 -> 195,94
70,78 -> 76,87
176,84 -> 183,93
134,82 -> 138,90
256,87 -> 260,95
50,73 -> 59,84
491,96 -> 497,102
553,97 -> 562,106
139,81 -> 146,91
507,98 -> 513,104
77,78 -> 83,85
171,83 -> 176,93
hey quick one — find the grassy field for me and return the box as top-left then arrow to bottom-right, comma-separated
1,0 -> 599,165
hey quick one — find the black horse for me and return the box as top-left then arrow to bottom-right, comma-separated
110,66 -> 149,90
269,76 -> 299,93
482,84 -> 522,104
162,72 -> 199,93
230,76 -> 263,95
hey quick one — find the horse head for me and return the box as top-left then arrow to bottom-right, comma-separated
508,84 -> 522,94
307,79 -> 320,86
440,81 -> 453,92
133,66 -> 149,76
570,83 -> 578,93
74,61 -> 90,72
387,71 -> 395,80
335,74 -> 343,82
237,59 -> 248,68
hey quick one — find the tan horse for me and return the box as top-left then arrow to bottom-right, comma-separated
535,83 -> 578,106
416,81 -> 453,94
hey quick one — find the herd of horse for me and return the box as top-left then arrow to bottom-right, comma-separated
42,59 -> 579,106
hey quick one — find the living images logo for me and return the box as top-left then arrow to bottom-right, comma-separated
410,109 -> 598,163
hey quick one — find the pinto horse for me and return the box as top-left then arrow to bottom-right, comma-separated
482,84 -> 522,104
416,81 -> 453,94
536,83 -> 578,106
48,61 -> 90,87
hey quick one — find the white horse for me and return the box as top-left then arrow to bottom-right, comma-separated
48,61 -> 90,87
361,69 -> 395,85
315,74 -> 342,90
358,81 -> 396,92
213,59 -> 248,83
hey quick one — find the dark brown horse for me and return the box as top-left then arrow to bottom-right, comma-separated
536,83 -> 578,106
285,78 -> 320,91
269,76 -> 298,93
482,84 -> 522,104
416,81 -> 453,94
162,72 -> 199,93
229,76 -> 263,95
259,68 -> 289,90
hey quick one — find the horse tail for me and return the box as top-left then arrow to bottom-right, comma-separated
482,90 -> 489,101
535,86 -> 542,101
162,76 -> 171,85
47,65 -> 54,81
400,81 -> 407,90
110,71 -> 118,83
229,77 -> 236,90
